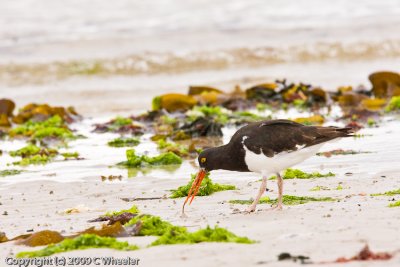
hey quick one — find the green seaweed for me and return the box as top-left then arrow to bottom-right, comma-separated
0,169 -> 23,177
151,226 -> 254,246
367,118 -> 376,126
16,234 -> 138,258
310,184 -> 344,191
152,96 -> 162,111
170,173 -> 236,198
269,168 -> 335,180
118,149 -> 182,168
229,195 -> 335,206
33,127 -> 73,140
293,99 -> 307,109
104,205 -> 140,217
125,215 -> 179,236
371,189 -> 400,196
233,111 -> 264,121
309,185 -> 330,191
9,144 -> 41,157
9,115 -> 75,140
159,115 -> 177,125
385,96 -> 400,112
108,137 -> 140,147
256,103 -> 270,112
189,105 -> 229,124
112,116 -> 133,127
61,152 -> 79,159
9,115 -> 74,141
125,215 -> 254,246
10,144 -> 58,166
12,154 -> 53,166
389,200 -> 400,208
156,139 -> 189,157
335,184 -> 344,190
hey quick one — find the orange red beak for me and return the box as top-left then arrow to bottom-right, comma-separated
182,169 -> 207,213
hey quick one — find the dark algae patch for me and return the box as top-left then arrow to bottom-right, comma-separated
269,168 -> 335,180
108,137 -> 140,147
229,195 -> 335,206
0,169 -> 23,177
88,205 -> 140,225
170,173 -> 236,198
16,234 -> 138,258
118,149 -> 182,168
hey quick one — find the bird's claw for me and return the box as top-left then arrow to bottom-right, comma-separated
270,204 -> 283,211
244,206 -> 256,214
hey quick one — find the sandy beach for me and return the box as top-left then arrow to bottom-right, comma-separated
1,114 -> 400,266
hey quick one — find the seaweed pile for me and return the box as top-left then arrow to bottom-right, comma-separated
86,71 -> 400,165
0,101 -> 82,173
10,206 -> 254,257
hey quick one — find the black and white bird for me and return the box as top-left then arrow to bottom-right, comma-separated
183,119 -> 353,213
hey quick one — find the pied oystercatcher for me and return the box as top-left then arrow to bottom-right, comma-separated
183,119 -> 353,213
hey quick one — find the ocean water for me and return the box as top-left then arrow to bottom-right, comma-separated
0,0 -> 399,114
1,0 -> 400,56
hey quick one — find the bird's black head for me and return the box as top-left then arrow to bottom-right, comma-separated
198,147 -> 222,171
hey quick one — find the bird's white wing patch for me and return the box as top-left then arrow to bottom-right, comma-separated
243,143 -> 325,174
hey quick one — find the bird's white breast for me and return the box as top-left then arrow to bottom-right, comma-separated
243,143 -> 325,175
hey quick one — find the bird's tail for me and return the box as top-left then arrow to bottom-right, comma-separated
333,127 -> 356,137
315,126 -> 355,141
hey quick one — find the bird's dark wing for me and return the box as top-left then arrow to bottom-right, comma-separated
231,119 -> 353,157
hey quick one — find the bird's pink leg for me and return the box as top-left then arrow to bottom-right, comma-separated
271,173 -> 283,210
246,176 -> 267,213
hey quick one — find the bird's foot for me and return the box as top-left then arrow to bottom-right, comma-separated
244,205 -> 257,214
270,204 -> 283,211
180,212 -> 189,218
